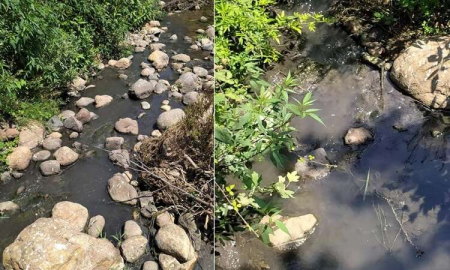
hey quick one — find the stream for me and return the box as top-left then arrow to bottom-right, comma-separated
217,1 -> 450,269
0,6 -> 213,270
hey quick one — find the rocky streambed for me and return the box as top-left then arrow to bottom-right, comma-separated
0,5 -> 213,270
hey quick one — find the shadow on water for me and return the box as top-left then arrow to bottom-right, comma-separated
0,5 -> 213,270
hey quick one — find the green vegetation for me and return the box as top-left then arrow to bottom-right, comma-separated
214,0 -> 327,243
0,0 -> 162,122
0,138 -> 18,172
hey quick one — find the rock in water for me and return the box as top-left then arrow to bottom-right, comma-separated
115,118 -> 139,135
295,148 -> 331,180
40,160 -> 61,176
3,218 -> 124,270
108,174 -> 138,205
390,37 -> 450,109
109,149 -> 130,169
42,137 -> 62,151
124,220 -> 143,239
155,224 -> 196,263
175,72 -> 201,93
115,57 -> 132,69
33,150 -> 51,161
344,127 -> 373,145
105,137 -> 124,150
54,146 -> 79,166
75,97 -> 95,108
129,79 -> 154,99
148,50 -> 169,69
260,214 -> 318,249
0,201 -> 20,213
171,54 -> 191,63
95,95 -> 113,108
7,146 -> 32,171
143,261 -> 159,270
183,91 -> 199,105
157,109 -> 186,130
64,116 -> 83,133
75,108 -> 92,124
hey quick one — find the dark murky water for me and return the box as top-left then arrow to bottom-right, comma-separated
0,6 -> 213,270
218,1 -> 450,269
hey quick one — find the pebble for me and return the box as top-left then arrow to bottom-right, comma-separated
141,102 -> 151,110
161,105 -> 171,111
69,132 -> 79,139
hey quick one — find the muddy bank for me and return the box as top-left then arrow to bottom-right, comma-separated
0,5 -> 213,270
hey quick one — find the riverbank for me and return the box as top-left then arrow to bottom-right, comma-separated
0,4 -> 214,270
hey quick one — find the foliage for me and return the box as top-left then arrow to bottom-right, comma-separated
215,0 -> 326,242
0,138 -> 18,172
0,0 -> 162,122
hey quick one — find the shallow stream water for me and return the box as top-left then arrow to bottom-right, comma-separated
217,1 -> 450,269
0,6 -> 213,270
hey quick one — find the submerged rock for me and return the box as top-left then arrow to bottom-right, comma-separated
157,108 -> 185,130
390,37 -> 450,109
295,148 -> 331,180
344,127 -> 373,145
108,173 -> 138,205
7,146 -> 32,171
3,217 -> 124,270
260,214 -> 318,249
39,160 -> 61,176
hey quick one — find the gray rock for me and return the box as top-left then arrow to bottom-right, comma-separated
156,212 -> 174,228
105,137 -> 124,150
143,261 -> 159,270
46,116 -> 64,131
109,149 -> 130,169
95,95 -> 113,108
39,160 -> 61,176
42,137 -> 62,151
69,132 -> 79,139
115,57 -> 132,69
155,80 -> 170,94
295,148 -> 331,180
183,91 -> 199,105
193,66 -> 208,77
119,74 -> 128,80
206,26 -> 214,39
1,172 -> 12,184
169,34 -> 178,41
200,16 -> 207,22
129,79 -> 154,99
64,116 -> 83,133
201,38 -> 213,51
171,54 -> 191,63
150,43 -> 166,51
141,67 -> 156,77
151,130 -> 162,137
52,201 -> 89,232
137,135 -> 149,141
175,72 -> 201,93
18,123 -> 45,149
108,174 -> 138,205
33,150 -> 51,161
142,101 -> 151,110
157,109 -> 186,130
87,215 -> 106,237
59,110 -> 76,120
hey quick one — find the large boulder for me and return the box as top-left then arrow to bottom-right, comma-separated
155,224 -> 196,263
260,214 -> 317,249
157,109 -> 186,130
148,50 -> 169,69
129,79 -> 154,99
175,72 -> 201,93
115,118 -> 139,135
6,146 -> 32,171
390,37 -> 450,109
40,160 -> 61,176
2,218 -> 124,270
54,146 -> 79,166
107,174 -> 138,205
52,201 -> 89,232
18,122 -> 45,149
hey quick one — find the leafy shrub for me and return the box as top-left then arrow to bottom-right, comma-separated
0,0 -> 162,122
215,0 -> 327,242
0,138 -> 18,172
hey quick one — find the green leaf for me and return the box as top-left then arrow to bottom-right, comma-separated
215,126 -> 233,144
308,113 -> 326,126
275,220 -> 290,236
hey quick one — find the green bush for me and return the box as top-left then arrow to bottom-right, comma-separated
0,0 -> 162,122
215,0 -> 327,242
